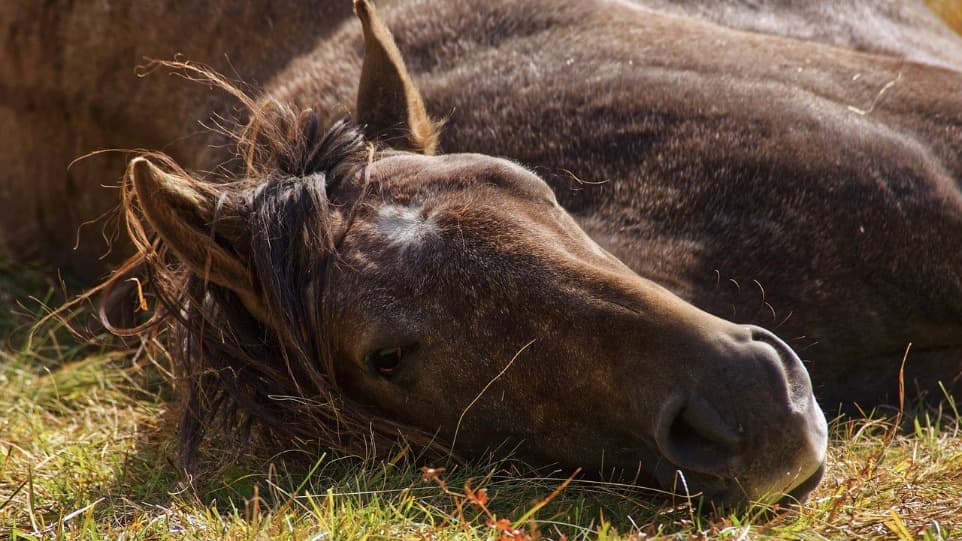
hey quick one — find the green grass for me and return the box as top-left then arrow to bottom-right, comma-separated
2,266 -> 961,540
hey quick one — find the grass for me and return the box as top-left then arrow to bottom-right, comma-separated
1,264 -> 961,540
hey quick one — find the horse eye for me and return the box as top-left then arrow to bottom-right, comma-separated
367,346 -> 403,377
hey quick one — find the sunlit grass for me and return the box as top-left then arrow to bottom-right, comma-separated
2,265 -> 961,540
927,0 -> 962,34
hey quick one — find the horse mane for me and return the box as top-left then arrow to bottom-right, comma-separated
98,62 -> 437,470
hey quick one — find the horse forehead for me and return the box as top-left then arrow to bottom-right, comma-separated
365,153 -> 553,249
371,152 -> 534,183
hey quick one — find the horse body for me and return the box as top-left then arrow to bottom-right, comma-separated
5,0 -> 962,504
0,0 -> 355,274
639,0 -> 962,68
260,0 -> 962,407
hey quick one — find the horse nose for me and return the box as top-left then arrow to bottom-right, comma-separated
652,325 -> 828,504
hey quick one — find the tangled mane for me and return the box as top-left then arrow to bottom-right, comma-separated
102,63 -> 438,470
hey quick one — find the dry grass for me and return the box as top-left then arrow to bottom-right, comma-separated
926,0 -> 962,34
1,264 -> 961,540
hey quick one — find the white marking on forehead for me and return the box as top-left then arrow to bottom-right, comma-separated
376,204 -> 439,247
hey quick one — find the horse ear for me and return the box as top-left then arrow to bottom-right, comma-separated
129,157 -> 271,323
354,0 -> 440,154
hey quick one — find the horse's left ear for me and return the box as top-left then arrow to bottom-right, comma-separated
128,157 -> 274,327
354,0 -> 440,155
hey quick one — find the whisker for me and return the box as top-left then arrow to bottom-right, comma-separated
449,339 -> 538,456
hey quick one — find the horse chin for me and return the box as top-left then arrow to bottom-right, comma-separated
647,458 -> 825,510
780,463 -> 825,506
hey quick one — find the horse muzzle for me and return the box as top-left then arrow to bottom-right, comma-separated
647,325 -> 828,505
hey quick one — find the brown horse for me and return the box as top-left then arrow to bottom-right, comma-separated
7,0 -> 962,505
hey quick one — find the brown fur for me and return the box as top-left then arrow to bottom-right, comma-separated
0,0 -> 356,276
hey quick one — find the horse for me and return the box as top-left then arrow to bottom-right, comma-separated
7,0 -> 962,505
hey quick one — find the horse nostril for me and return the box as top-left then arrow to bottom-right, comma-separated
748,326 -> 800,369
656,395 -> 741,478
648,326 -> 827,504
745,324 -> 817,412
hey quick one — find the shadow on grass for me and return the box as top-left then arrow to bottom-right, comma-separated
97,415 -> 707,539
